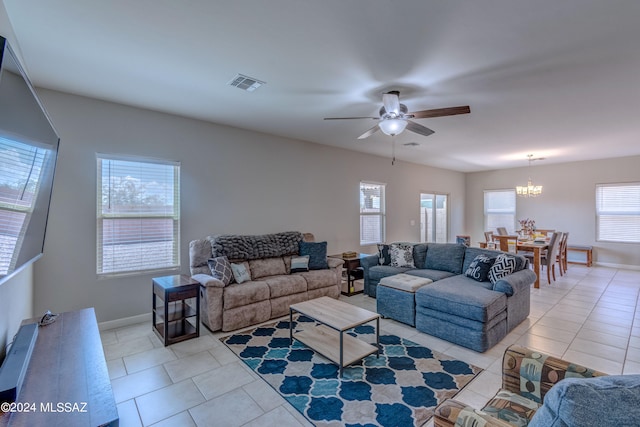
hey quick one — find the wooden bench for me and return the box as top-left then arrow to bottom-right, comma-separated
567,245 -> 593,267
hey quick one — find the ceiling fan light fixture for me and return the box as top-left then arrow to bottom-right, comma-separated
378,118 -> 407,136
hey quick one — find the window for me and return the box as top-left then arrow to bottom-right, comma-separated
360,182 -> 385,245
419,193 -> 448,243
596,183 -> 640,243
97,155 -> 180,276
0,137 -> 48,275
484,189 -> 516,234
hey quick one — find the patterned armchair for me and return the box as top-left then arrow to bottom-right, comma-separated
434,344 -> 607,427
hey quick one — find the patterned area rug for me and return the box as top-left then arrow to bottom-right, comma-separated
221,316 -> 482,427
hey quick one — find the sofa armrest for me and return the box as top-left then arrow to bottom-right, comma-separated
360,254 -> 379,270
434,399 -> 513,427
501,344 -> 607,404
191,274 -> 225,288
327,257 -> 343,269
493,268 -> 536,296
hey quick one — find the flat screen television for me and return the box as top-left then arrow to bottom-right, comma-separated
0,35 -> 59,286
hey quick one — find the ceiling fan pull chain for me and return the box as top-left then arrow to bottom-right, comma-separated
392,135 -> 396,165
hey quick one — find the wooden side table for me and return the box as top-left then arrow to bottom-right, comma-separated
152,274 -> 200,346
328,253 -> 369,296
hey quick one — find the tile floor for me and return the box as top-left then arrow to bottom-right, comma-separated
102,265 -> 640,427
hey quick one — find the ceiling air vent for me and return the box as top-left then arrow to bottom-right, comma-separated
228,74 -> 265,92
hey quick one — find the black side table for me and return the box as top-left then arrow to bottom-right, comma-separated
328,253 -> 369,296
152,274 -> 200,346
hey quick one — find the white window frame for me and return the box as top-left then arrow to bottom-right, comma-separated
419,192 -> 449,243
596,182 -> 640,243
360,181 -> 385,245
484,189 -> 516,234
97,154 -> 180,277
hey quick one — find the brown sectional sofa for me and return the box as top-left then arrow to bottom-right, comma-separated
189,231 -> 342,332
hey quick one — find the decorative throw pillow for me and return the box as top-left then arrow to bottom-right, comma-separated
290,255 -> 310,273
464,254 -> 496,282
488,253 -> 517,284
230,262 -> 251,284
390,242 -> 415,268
207,256 -> 233,285
377,243 -> 391,265
299,241 -> 328,270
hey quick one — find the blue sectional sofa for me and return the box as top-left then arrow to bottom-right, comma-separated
361,243 -> 536,352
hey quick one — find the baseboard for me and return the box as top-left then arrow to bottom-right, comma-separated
594,261 -> 640,271
98,312 -> 151,331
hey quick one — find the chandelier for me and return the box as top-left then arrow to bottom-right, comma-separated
516,154 -> 543,197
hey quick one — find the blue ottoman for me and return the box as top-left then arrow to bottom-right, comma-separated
377,274 -> 433,326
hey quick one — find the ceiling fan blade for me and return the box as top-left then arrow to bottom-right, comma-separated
409,105 -> 470,119
357,125 -> 381,139
382,92 -> 400,116
405,120 -> 435,137
323,116 -> 378,120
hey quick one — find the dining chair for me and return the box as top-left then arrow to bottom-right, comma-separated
535,229 -> 555,236
524,232 -> 562,284
496,227 -> 508,236
556,232 -> 569,275
484,231 -> 494,243
492,234 -> 519,253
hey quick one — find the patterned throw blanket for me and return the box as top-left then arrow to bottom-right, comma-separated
210,231 -> 303,260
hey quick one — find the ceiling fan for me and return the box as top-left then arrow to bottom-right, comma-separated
324,91 -> 470,139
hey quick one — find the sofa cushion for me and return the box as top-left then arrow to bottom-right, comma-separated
462,247 -> 503,273
231,261 -> 251,284
482,389 -> 540,426
377,243 -> 391,265
416,279 -> 507,323
417,305 -> 507,332
390,242 -> 415,267
264,275 -> 307,298
529,375 -> 640,427
368,265 -> 412,283
290,255 -> 310,273
208,256 -> 233,285
489,253 -> 518,284
412,244 -> 428,268
223,280 -> 270,309
424,243 -> 466,274
248,257 -> 287,279
299,241 -> 328,270
465,254 -> 496,282
297,269 -> 338,291
405,269 -> 456,282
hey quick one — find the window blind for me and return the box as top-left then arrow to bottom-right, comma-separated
596,183 -> 640,243
484,189 -> 516,234
360,182 -> 385,245
0,137 -> 47,274
97,155 -> 180,276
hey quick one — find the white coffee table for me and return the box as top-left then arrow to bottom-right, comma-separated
289,296 -> 380,376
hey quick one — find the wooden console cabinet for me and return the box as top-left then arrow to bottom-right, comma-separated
0,308 -> 118,427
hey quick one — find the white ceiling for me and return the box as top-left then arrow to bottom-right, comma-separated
4,0 -> 640,172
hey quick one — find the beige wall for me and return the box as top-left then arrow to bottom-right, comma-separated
0,0 -> 34,361
34,89 -> 466,323
465,156 -> 640,267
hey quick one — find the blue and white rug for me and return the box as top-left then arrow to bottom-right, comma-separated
221,316 -> 481,427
